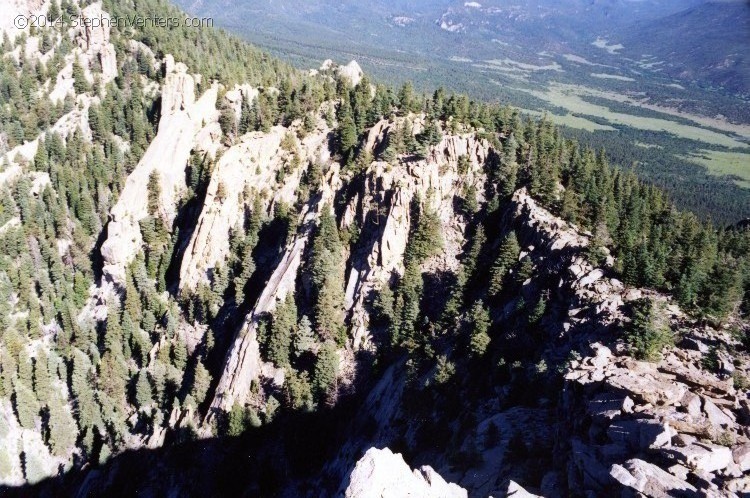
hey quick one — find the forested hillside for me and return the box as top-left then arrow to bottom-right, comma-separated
177,0 -> 750,226
0,0 -> 749,496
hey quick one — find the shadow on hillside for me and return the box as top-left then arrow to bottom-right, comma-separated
0,391 -> 370,498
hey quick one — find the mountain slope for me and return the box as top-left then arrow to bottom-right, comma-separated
0,0 -> 749,496
621,1 -> 749,94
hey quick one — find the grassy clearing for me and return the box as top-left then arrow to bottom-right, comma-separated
521,108 -> 616,132
683,150 -> 750,188
591,73 -> 635,82
515,83 -> 750,149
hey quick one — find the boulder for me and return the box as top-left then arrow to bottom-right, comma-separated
732,443 -> 750,472
610,458 -> 697,497
607,419 -> 674,450
680,336 -> 709,354
505,480 -> 542,498
664,442 -> 733,473
588,393 -> 633,421
681,392 -> 703,418
344,448 -> 467,498
701,396 -> 735,429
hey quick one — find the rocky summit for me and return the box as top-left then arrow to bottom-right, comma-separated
0,0 -> 748,497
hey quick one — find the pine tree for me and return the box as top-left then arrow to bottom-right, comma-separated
625,298 -> 673,361
468,301 -> 491,357
72,56 -> 90,94
293,315 -> 315,358
147,170 -> 161,216
134,370 -> 153,408
489,232 -> 520,296
33,349 -> 52,405
311,206 -> 346,344
190,361 -> 212,405
171,337 -> 188,371
267,294 -> 297,368
284,370 -> 314,412
13,378 -> 40,429
313,341 -> 339,404
47,398 -> 77,457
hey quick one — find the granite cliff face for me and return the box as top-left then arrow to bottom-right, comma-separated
100,60 -> 219,284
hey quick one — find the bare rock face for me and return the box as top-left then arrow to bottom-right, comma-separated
0,96 -> 96,188
320,59 -> 364,87
509,188 -> 625,328
77,2 -> 117,82
344,448 -> 467,498
0,397 -> 73,486
101,60 -> 219,284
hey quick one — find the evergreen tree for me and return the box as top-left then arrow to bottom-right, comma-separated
267,294 -> 297,368
311,206 -> 346,344
13,378 -> 40,429
293,315 -> 315,358
72,56 -> 90,94
147,170 -> 161,216
47,399 -> 77,457
190,362 -> 212,405
488,232 -> 520,296
134,370 -> 153,409
313,341 -> 339,404
468,301 -> 491,357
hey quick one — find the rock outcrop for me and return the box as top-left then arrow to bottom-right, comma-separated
319,59 -> 364,87
344,447 -> 467,498
100,60 -> 219,284
0,0 -> 44,41
179,117 -> 331,292
344,118 -> 488,349
77,2 -> 118,83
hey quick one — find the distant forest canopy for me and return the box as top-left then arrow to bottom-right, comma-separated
173,0 -> 750,226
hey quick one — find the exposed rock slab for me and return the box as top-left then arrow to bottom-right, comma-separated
101,61 -> 219,284
344,447 -> 467,498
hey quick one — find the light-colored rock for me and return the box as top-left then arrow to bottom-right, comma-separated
681,336 -> 710,354
101,61 -> 219,284
346,121 -> 488,350
607,419 -> 674,450
320,59 -> 364,87
206,163 -> 341,416
505,480 -> 541,497
344,447 -> 467,498
682,392 -> 703,418
339,60 -> 364,87
610,458 -> 697,497
701,396 -> 735,428
606,367 -> 687,406
0,0 -> 44,41
664,441 -> 733,473
732,443 -> 750,472
77,3 -> 117,82
587,393 -> 632,420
